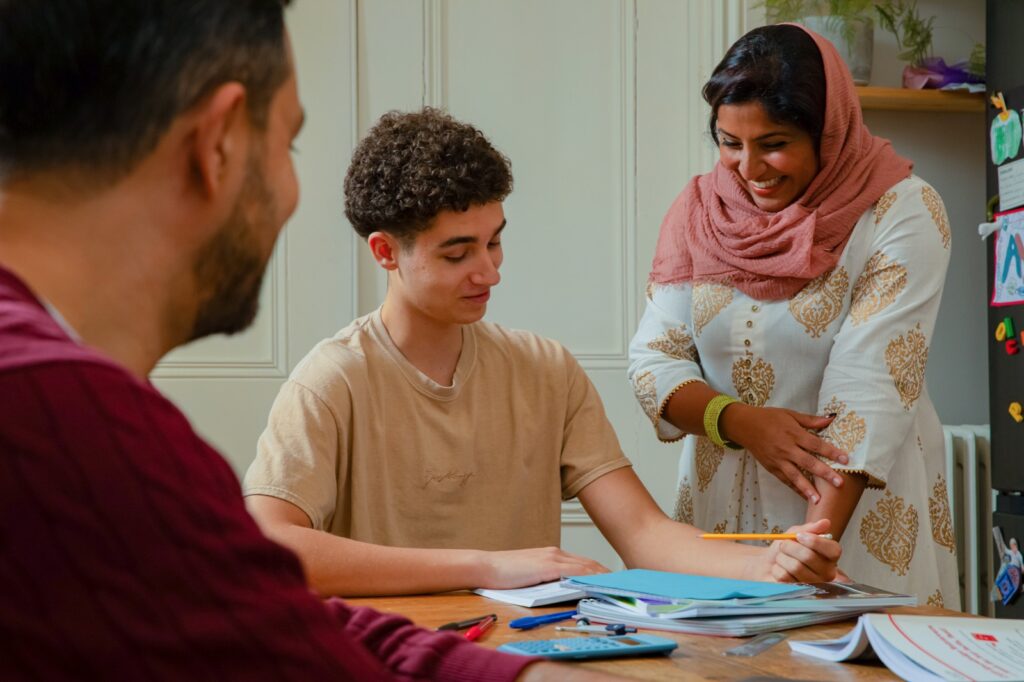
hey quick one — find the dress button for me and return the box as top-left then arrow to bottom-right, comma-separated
751,305 -> 760,312
746,321 -> 753,328
744,339 -> 751,347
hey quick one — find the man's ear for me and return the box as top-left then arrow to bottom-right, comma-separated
367,231 -> 402,271
188,82 -> 249,199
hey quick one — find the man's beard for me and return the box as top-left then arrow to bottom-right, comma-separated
188,156 -> 276,342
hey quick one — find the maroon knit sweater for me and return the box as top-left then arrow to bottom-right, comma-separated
0,266 -> 534,680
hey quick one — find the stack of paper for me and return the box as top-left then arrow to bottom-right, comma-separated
561,570 -> 916,637
473,580 -> 586,607
790,613 -> 1024,681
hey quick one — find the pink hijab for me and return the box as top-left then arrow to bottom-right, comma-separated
649,25 -> 912,300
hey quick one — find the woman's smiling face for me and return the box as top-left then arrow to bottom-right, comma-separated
715,100 -> 819,213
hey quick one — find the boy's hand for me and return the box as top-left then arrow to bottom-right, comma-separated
758,519 -> 841,583
477,547 -> 609,589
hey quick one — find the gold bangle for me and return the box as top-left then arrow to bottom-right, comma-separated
703,394 -> 741,449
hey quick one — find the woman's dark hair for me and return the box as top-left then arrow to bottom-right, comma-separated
703,24 -> 826,148
344,107 -> 512,244
0,0 -> 292,184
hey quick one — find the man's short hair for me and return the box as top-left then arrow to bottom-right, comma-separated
0,0 -> 292,185
344,108 -> 513,244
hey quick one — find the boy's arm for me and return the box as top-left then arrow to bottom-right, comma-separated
577,467 -> 841,583
246,495 -> 608,596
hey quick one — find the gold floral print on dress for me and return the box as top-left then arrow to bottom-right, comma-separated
850,250 -> 908,325
673,477 -> 694,524
646,324 -> 698,363
695,436 -> 725,492
788,267 -> 850,338
859,490 -> 919,576
921,185 -> 951,249
820,396 -> 867,455
926,589 -> 944,608
874,190 -> 897,224
632,371 -> 659,426
692,282 -> 732,336
928,474 -> 956,553
885,323 -> 929,410
731,353 -> 775,407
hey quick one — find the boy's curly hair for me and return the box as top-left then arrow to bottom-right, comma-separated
344,107 -> 512,243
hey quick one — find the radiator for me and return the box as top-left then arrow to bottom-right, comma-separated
943,424 -> 993,616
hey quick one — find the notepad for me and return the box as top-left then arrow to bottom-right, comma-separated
473,580 -> 586,607
562,569 -> 813,604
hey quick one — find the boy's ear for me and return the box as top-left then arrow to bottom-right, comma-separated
367,232 -> 401,271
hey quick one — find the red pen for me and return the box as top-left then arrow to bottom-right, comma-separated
464,614 -> 496,642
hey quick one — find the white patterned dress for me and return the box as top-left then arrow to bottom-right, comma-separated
629,176 -> 959,607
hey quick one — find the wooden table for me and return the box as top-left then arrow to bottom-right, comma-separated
350,592 -> 960,680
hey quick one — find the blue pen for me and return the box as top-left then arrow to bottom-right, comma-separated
508,609 -> 577,630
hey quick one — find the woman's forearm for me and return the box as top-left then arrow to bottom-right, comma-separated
661,380 -> 722,435
804,471 -> 868,540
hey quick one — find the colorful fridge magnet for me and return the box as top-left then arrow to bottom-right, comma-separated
992,208 -> 1024,306
997,317 -> 1021,354
993,527 -> 1022,605
1008,402 -> 1023,422
991,92 -> 1022,165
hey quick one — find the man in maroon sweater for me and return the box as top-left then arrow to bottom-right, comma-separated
0,2 -> 603,680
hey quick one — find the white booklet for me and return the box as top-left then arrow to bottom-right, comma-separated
790,613 -> 1024,681
473,580 -> 585,607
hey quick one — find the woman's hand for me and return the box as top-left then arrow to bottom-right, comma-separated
719,402 -> 849,503
755,519 -> 842,583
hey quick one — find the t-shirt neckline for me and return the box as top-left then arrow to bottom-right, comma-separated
369,307 -> 477,400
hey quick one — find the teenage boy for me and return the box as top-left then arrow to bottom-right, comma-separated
244,108 -> 841,597
0,3 -> 590,679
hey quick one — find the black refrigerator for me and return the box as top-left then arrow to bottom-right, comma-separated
986,0 -> 1024,620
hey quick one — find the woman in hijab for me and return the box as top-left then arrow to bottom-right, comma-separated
629,23 -> 958,605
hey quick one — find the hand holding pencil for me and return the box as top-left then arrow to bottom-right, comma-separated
745,518 -> 843,583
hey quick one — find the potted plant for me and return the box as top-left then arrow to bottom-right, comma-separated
875,0 -> 981,90
758,0 -> 877,85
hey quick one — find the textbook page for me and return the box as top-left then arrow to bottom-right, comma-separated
865,613 -> 1024,681
791,614 -> 1024,681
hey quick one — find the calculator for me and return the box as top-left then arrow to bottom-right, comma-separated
497,633 -> 678,660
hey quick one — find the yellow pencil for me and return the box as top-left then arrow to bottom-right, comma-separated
698,533 -> 833,540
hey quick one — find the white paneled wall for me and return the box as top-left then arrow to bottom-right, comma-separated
155,1 -> 759,570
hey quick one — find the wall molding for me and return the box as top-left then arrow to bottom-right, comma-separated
153,244 -> 288,379
561,500 -> 593,526
422,0 -> 445,108
348,0 -> 362,323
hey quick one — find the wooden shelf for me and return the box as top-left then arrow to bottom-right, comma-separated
856,86 -> 984,113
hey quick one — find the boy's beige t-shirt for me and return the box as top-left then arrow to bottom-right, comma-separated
243,309 -> 632,550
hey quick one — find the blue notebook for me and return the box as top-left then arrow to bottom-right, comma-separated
561,569 -> 813,604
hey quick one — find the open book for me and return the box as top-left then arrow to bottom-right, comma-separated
790,613 -> 1024,681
